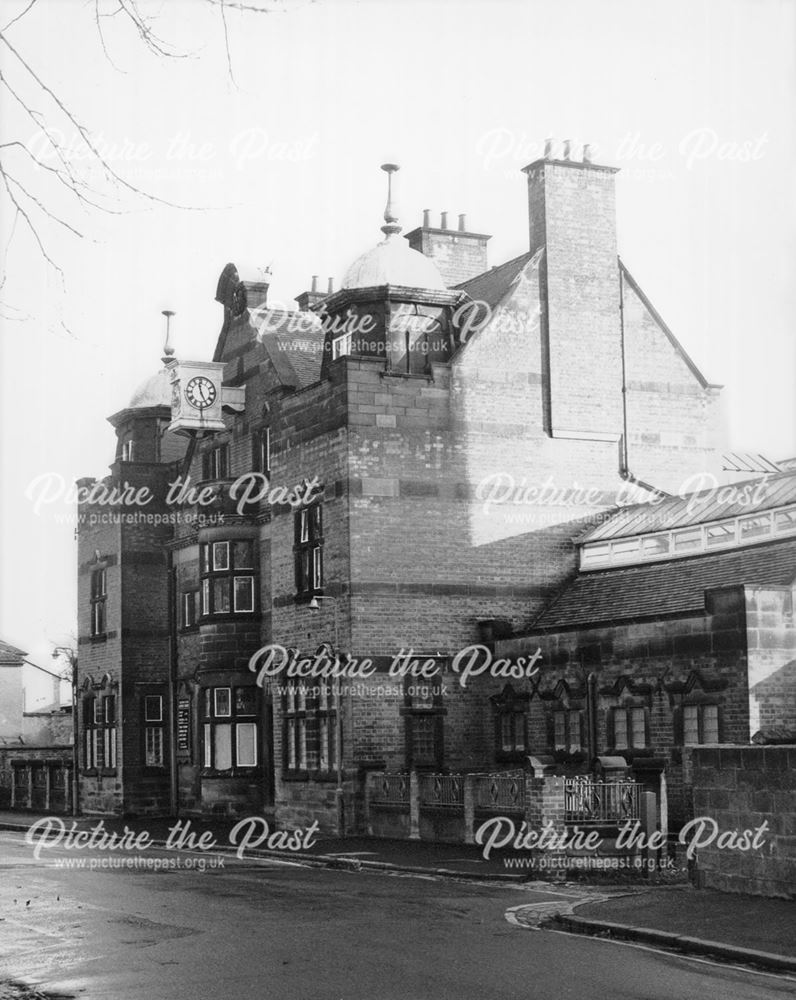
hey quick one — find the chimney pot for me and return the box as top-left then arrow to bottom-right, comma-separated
423,208 -> 431,227
583,143 -> 593,164
327,277 -> 334,294
440,211 -> 448,230
311,275 -> 318,293
563,139 -> 572,161
458,213 -> 466,232
544,137 -> 554,159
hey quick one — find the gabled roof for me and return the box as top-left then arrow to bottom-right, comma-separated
531,537 -> 796,631
454,251 -> 535,311
254,309 -> 325,390
582,471 -> 796,543
0,640 -> 26,663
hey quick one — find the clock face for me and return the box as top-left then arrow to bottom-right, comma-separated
185,376 -> 217,410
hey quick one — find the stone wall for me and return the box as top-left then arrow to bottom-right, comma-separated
689,745 -> 795,898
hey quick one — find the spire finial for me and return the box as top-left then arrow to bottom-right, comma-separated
161,309 -> 175,364
380,163 -> 401,238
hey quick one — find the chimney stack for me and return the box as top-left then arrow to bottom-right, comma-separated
294,275 -> 328,311
405,211 -> 491,287
521,141 -> 623,438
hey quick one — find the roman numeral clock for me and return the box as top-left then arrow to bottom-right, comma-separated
165,359 -> 245,435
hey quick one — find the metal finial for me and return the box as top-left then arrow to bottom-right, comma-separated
380,163 -> 401,237
161,310 -> 175,360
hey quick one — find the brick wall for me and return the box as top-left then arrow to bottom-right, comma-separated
689,745 -> 795,898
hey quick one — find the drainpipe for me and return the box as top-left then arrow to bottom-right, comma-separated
167,552 -> 179,816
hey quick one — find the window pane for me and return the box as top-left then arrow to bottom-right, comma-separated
297,718 -> 307,769
235,688 -> 257,716
312,547 -> 323,590
201,579 -> 210,615
214,724 -> 232,770
214,688 -> 231,717
234,576 -> 254,612
201,544 -> 211,573
501,714 -> 513,752
707,522 -> 735,547
145,727 -> 163,765
233,540 -> 254,569
569,711 -> 581,750
703,705 -> 719,743
319,718 -> 329,770
581,543 -> 609,565
286,719 -> 296,769
513,712 -> 526,750
213,542 -> 229,571
213,577 -> 230,613
642,535 -> 670,556
613,710 -> 628,749
144,696 -> 162,722
300,509 -> 309,543
311,505 -> 322,537
554,711 -> 567,750
774,508 -> 796,533
740,515 -> 771,540
236,723 -> 257,766
203,724 -> 212,767
683,705 -> 699,745
673,529 -> 702,552
631,708 -> 646,747
411,715 -> 436,766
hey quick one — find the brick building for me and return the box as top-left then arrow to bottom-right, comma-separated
74,146 -> 792,831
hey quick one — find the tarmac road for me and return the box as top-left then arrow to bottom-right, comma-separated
0,832 -> 793,1000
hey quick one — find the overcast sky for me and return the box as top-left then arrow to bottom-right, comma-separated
1,0 -> 794,662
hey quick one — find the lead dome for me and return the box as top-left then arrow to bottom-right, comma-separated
128,370 -> 171,409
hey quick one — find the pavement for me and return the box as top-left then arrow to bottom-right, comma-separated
2,810 -> 794,977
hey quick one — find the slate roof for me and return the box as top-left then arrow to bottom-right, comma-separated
253,309 -> 325,390
532,537 -> 796,630
454,251 -> 535,311
0,640 -> 26,662
582,471 -> 796,543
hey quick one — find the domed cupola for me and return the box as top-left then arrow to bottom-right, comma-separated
319,164 -> 465,379
341,168 -> 446,291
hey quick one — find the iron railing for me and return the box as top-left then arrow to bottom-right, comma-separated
564,776 -> 641,825
473,772 -> 525,811
419,773 -> 463,808
370,772 -> 410,805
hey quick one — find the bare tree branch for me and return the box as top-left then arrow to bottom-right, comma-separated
218,0 -> 238,87
1,0 -> 39,33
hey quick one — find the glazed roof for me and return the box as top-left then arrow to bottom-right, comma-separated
581,471 -> 796,544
